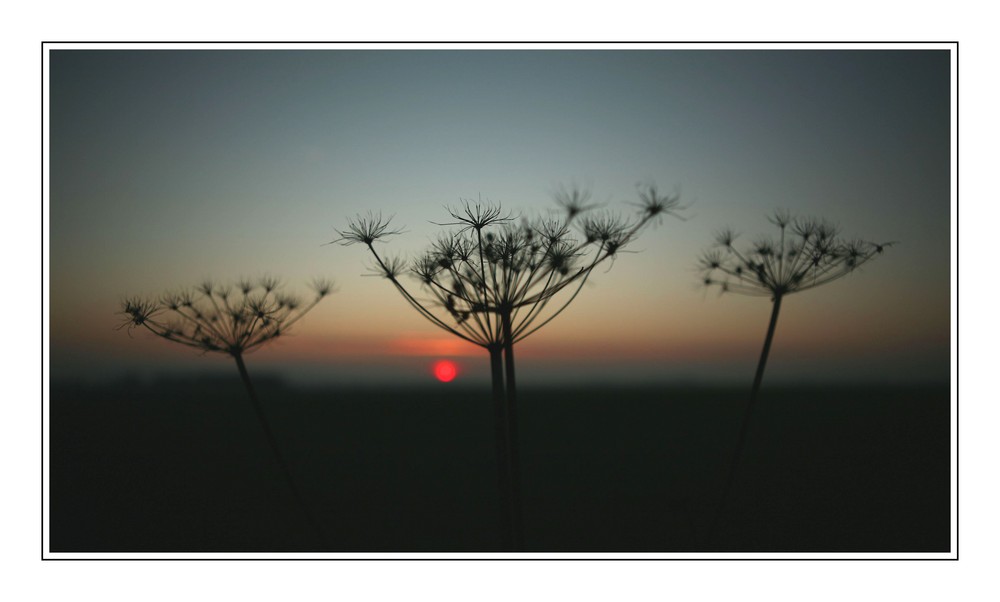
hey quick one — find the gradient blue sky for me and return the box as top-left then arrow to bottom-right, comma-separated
48,48 -> 952,385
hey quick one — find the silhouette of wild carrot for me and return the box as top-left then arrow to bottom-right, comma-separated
333,185 -> 683,550
118,276 -> 333,545
699,210 -> 892,544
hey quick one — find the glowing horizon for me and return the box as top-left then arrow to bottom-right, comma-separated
48,49 -> 952,386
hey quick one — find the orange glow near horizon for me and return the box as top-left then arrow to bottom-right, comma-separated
64,322 -> 947,370
387,337 -> 482,357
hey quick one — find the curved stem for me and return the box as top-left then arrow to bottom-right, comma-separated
707,293 -> 783,547
749,294 -> 782,403
366,245 -> 482,346
233,353 -> 327,547
512,241 -> 608,343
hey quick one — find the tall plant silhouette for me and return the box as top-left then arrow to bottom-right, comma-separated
334,185 -> 683,549
118,276 -> 333,544
699,210 -> 891,542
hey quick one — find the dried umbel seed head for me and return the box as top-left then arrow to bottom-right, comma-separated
434,198 -> 514,233
117,297 -> 159,333
699,210 -> 892,298
553,185 -> 598,221
118,277 -> 333,356
332,211 -> 404,247
634,183 -> 685,223
335,183 -> 681,351
581,212 -> 630,244
310,277 -> 334,299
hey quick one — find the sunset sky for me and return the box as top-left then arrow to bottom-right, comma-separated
47,47 -> 953,386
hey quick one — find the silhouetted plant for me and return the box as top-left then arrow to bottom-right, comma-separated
334,185 -> 683,550
699,210 -> 891,543
118,276 -> 333,545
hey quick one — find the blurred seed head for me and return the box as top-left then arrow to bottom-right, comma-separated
118,277 -> 333,356
699,211 -> 891,298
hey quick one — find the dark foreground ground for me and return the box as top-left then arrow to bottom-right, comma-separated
49,377 -> 951,553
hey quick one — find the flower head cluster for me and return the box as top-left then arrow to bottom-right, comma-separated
118,276 -> 333,356
332,211 -> 404,246
634,183 -> 685,224
335,186 -> 680,348
432,199 -> 515,233
699,210 -> 891,298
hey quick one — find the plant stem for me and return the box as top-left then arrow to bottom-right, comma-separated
233,353 -> 327,547
490,344 -> 506,405
708,293 -> 783,547
500,309 -> 524,550
489,345 -> 515,550
749,294 -> 783,406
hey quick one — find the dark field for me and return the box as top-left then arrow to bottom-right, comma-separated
48,378 -> 951,553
